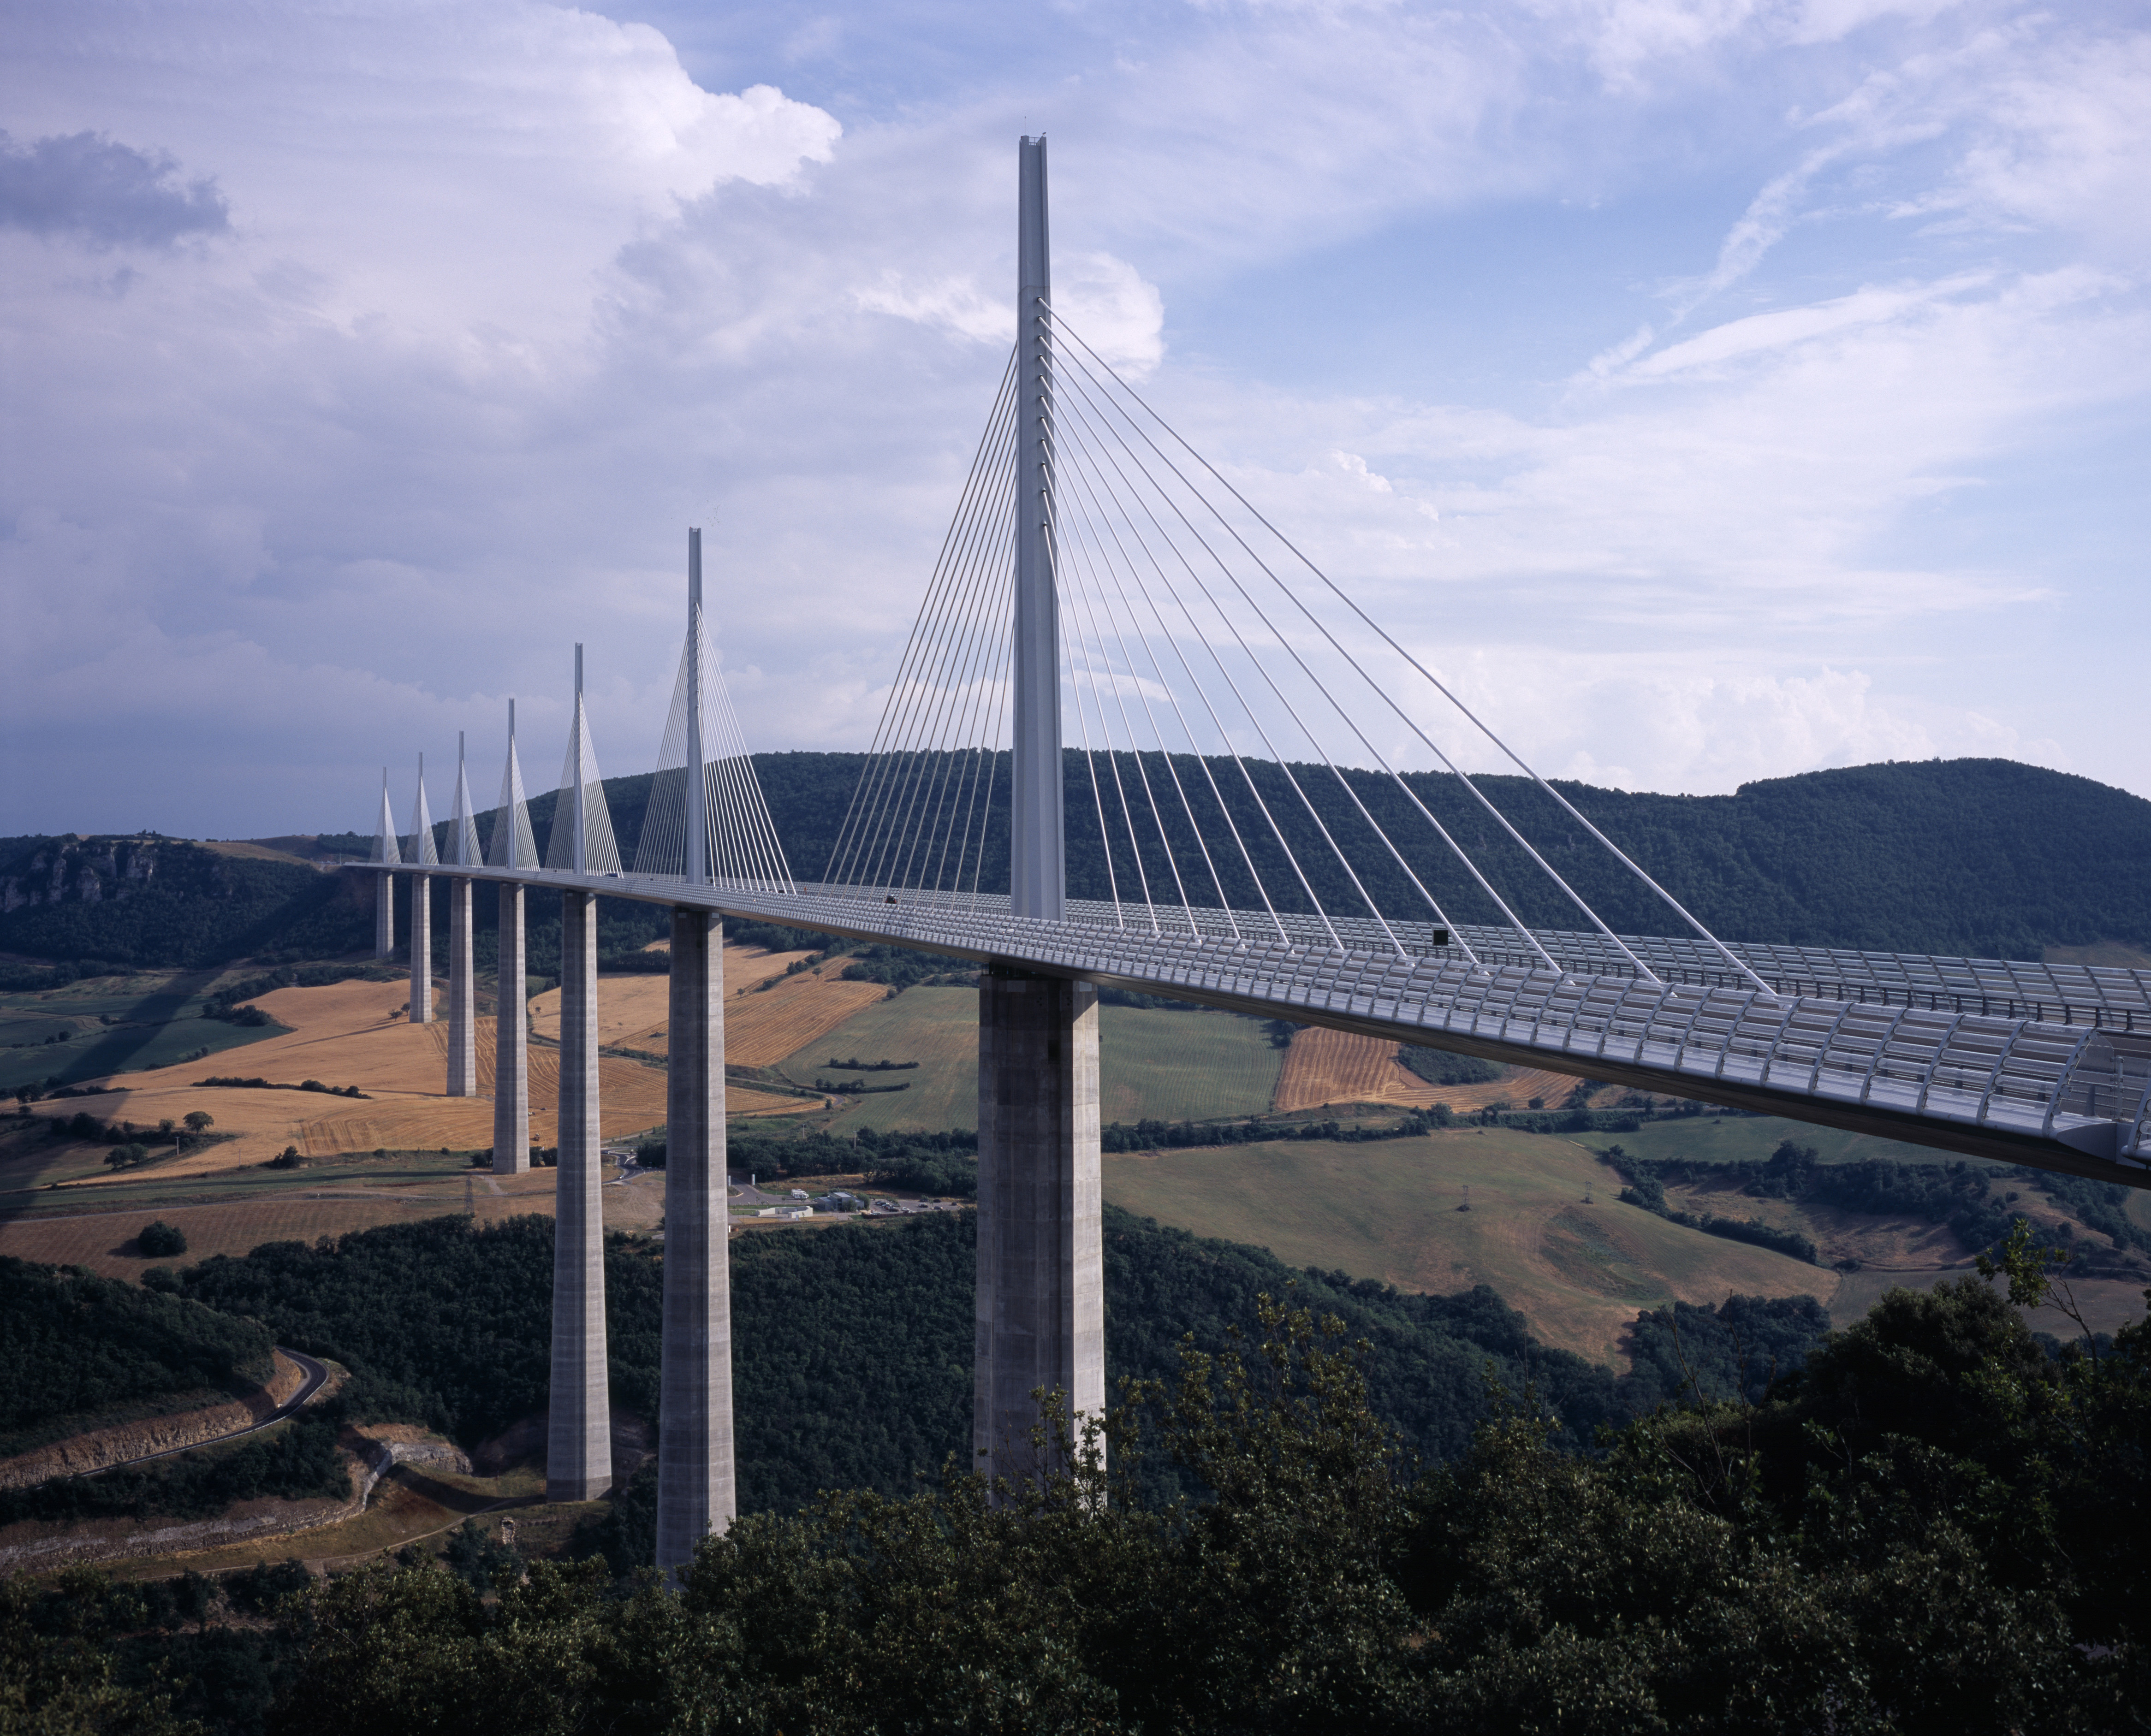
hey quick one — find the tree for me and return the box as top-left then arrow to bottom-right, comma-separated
137,1221 -> 186,1258
182,1110 -> 213,1136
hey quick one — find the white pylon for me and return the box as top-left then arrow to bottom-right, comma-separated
448,733 -> 481,867
490,700 -> 538,870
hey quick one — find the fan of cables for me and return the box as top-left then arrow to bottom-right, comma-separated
633,594 -> 796,892
823,310 -> 1765,991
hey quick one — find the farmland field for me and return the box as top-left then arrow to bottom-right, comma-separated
526,943 -> 814,1055
1100,1007 -> 1283,1123
777,994 -> 1286,1134
1271,1027 -> 1570,1115
781,987 -> 979,1133
0,967 -> 290,1092
1585,1113 -> 1985,1171
1103,1129 -> 1836,1363
0,1153 -> 665,1281
725,967 -> 893,1068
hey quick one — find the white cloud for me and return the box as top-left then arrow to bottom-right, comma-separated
0,0 -> 2146,836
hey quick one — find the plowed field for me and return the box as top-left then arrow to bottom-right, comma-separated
724,970 -> 892,1068
1272,1027 -> 1571,1116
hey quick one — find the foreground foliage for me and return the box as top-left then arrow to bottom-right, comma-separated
8,1255 -> 2147,1735
297,1281 -> 2151,1731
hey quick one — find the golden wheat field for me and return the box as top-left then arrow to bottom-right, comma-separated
722,969 -> 892,1068
1271,1026 -> 1576,1115
22,974 -> 807,1184
526,944 -> 813,1055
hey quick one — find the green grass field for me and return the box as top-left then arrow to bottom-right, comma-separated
779,993 -> 1284,1134
1593,1113 -> 2019,1172
0,969 -> 287,1091
1102,1128 -> 1833,1365
1587,1114 -> 2151,1239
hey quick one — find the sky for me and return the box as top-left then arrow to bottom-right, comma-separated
1,0 -> 2146,840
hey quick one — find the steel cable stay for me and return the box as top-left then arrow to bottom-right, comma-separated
638,599 -> 794,889
843,385 -> 1017,896
911,462 -> 1020,899
845,387 -> 1015,894
701,608 -> 795,892
1046,461 -> 1176,934
1062,344 -> 1634,981
1051,473 -> 1180,935
1049,396 -> 1295,942
826,348 -> 1019,889
1047,401 -> 1248,940
1049,386 -> 1486,968
885,391 -> 1018,897
880,459 -> 1013,896
1050,346 -> 1488,964
1051,314 -> 1768,996
1052,523 -> 1126,929
1055,332 -> 1584,976
1051,372 -> 1357,951
1054,362 -> 1422,962
827,349 -> 1016,888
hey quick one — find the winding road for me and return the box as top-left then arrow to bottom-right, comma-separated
42,1347 -> 332,1483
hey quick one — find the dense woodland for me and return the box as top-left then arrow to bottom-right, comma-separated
6,756 -> 2151,974
161,1208 -> 1778,1520
9,1250 -> 2149,1735
0,1256 -> 272,1457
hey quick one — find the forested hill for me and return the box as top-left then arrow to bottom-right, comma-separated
6,756 -> 2147,968
746,752 -> 2151,961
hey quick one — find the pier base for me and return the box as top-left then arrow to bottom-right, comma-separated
974,967 -> 1103,1484
549,889 -> 611,1502
656,908 -> 734,1580
493,884 -> 529,1176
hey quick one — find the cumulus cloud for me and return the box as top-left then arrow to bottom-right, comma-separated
0,0 -> 2145,835
0,129 -> 227,248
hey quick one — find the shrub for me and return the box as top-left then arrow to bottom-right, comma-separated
137,1221 -> 188,1258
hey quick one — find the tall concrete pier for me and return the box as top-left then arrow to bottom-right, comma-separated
969,140 -> 1100,1482
445,733 -> 480,1096
492,884 -> 529,1176
974,966 -> 1103,1480
549,888 -> 611,1501
407,875 -> 432,1024
656,907 -> 734,1578
445,878 -> 475,1094
490,700 -> 535,1176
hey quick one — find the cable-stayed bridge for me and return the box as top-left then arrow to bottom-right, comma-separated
349,137 -> 2149,1576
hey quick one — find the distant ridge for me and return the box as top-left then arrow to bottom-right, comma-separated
3,757 -> 2146,970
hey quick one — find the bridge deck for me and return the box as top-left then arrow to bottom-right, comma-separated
355,865 -> 2151,1187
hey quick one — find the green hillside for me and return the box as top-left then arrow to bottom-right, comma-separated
0,1254 -> 276,1457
